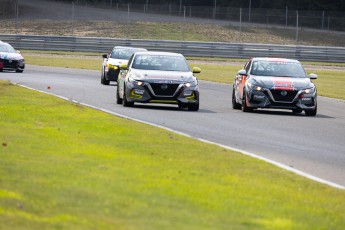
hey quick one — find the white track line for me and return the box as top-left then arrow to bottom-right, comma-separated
16,83 -> 345,190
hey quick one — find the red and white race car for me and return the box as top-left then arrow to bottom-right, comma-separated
232,57 -> 317,116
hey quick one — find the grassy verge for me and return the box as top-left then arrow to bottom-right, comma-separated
2,21 -> 345,47
24,54 -> 345,100
1,81 -> 345,229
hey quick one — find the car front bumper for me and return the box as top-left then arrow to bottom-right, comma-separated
0,59 -> 25,71
125,82 -> 199,105
246,88 -> 317,110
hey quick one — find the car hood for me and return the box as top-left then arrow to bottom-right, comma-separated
0,52 -> 24,60
130,69 -> 196,83
249,76 -> 314,90
107,58 -> 128,66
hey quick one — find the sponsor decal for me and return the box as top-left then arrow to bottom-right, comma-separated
154,80 -> 175,84
134,89 -> 145,95
272,77 -> 294,91
266,58 -> 289,62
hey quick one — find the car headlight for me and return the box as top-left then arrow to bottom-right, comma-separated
184,80 -> 198,88
301,87 -> 315,94
106,63 -> 118,70
247,82 -> 263,91
128,76 -> 144,86
18,59 -> 24,64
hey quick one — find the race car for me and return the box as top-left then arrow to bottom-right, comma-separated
101,46 -> 147,85
116,51 -> 201,111
0,41 -> 25,73
232,57 -> 317,116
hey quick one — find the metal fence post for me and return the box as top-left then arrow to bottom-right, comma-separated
15,0 -> 19,34
248,0 -> 251,23
295,10 -> 299,43
72,1 -> 75,36
2,2 -> 5,19
285,5 -> 288,27
126,4 -> 130,39
182,6 -> 185,42
240,7 -> 242,32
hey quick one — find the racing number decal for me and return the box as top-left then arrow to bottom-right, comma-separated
272,77 -> 294,91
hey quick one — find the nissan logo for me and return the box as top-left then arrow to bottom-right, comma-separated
161,84 -> 168,90
281,90 -> 288,96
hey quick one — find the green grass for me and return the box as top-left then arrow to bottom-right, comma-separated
24,54 -> 345,100
1,81 -> 345,229
312,70 -> 345,100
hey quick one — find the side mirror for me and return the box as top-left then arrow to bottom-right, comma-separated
192,67 -> 201,74
102,54 -> 108,59
16,50 -> 21,54
238,69 -> 247,75
119,63 -> 128,70
309,73 -> 317,79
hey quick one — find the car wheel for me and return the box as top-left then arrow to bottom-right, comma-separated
305,105 -> 317,116
188,103 -> 199,111
16,69 -> 23,73
241,91 -> 252,112
0,68 -> 3,72
116,86 -> 123,104
101,69 -> 110,85
122,85 -> 134,107
232,88 -> 241,110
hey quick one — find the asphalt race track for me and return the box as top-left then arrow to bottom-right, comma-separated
1,65 -> 345,188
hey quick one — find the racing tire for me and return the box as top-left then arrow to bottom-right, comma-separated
305,105 -> 317,116
116,87 -> 123,104
101,70 -> 110,85
188,103 -> 199,111
232,89 -> 241,110
122,85 -> 134,107
241,91 -> 252,112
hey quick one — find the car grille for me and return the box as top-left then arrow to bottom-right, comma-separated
269,89 -> 298,102
1,59 -> 18,69
148,83 -> 180,96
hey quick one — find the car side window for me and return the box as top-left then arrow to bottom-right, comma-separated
245,61 -> 251,73
127,54 -> 135,68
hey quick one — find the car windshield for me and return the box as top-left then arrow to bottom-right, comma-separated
250,60 -> 307,78
0,43 -> 16,53
110,48 -> 139,59
132,54 -> 190,72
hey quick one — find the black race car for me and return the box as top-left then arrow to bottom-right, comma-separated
101,46 -> 147,85
117,51 -> 201,111
232,58 -> 317,116
0,41 -> 25,73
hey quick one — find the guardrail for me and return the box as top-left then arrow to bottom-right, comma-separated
1,34 -> 344,62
